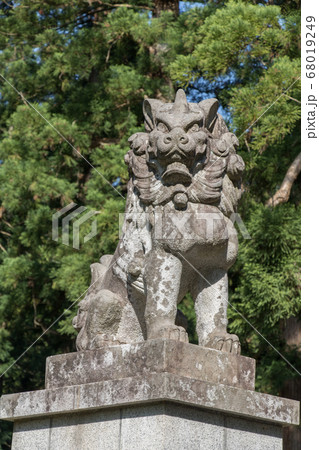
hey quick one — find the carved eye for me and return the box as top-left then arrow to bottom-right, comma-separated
189,123 -> 200,132
157,122 -> 169,133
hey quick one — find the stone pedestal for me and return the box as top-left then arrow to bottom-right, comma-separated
0,340 -> 299,449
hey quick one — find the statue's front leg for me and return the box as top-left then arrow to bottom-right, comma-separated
193,269 -> 241,354
144,249 -> 188,342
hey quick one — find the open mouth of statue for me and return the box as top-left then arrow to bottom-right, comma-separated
162,162 -> 192,185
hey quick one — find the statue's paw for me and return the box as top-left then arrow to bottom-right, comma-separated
207,333 -> 241,355
91,334 -> 122,349
153,325 -> 189,343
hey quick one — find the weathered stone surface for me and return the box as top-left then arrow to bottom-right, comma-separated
45,339 -> 255,390
0,372 -> 299,426
73,89 -> 246,354
223,415 -> 283,450
11,418 -> 51,450
10,403 -> 283,450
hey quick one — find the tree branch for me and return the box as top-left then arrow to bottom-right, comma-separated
266,153 -> 301,207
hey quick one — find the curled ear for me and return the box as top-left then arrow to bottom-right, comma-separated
143,99 -> 163,132
227,153 -> 245,181
199,98 -> 219,132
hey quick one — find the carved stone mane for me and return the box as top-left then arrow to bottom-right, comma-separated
125,89 -> 244,215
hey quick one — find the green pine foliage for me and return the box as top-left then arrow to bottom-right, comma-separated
229,202 -> 300,394
0,1 -> 300,445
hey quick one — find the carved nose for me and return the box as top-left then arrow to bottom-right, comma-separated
161,129 -> 190,149
179,135 -> 189,145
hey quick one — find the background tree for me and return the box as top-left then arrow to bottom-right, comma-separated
0,1 -> 300,447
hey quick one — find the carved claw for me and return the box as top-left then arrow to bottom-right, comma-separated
206,333 -> 241,355
150,325 -> 189,343
92,334 -> 123,349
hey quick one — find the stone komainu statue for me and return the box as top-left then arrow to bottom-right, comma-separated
73,90 -> 245,354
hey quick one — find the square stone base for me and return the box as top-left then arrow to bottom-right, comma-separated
12,402 -> 283,450
0,341 -> 299,449
45,339 -> 256,391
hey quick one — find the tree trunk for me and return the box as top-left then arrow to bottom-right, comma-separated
153,0 -> 179,17
266,153 -> 301,207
